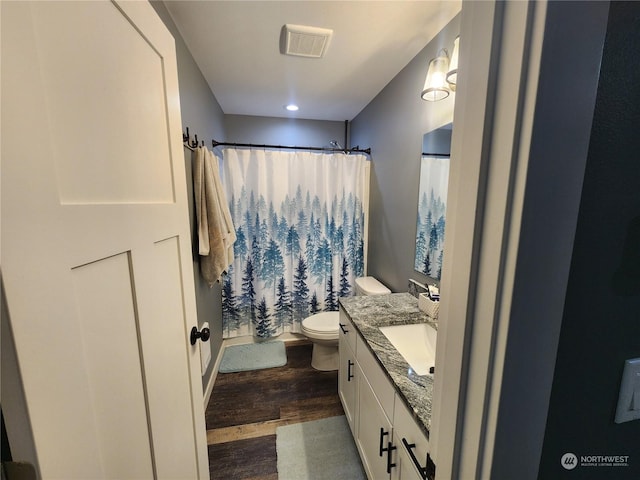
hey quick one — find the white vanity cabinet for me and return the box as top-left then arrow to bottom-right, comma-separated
338,311 -> 358,434
356,337 -> 432,480
338,308 -> 435,480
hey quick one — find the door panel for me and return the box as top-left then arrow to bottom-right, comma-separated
1,1 -> 207,478
32,1 -> 174,205
141,236 -> 199,478
71,253 -> 154,479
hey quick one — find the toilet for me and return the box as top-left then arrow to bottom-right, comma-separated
301,276 -> 390,371
301,311 -> 340,371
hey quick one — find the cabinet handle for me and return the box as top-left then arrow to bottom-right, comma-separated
339,323 -> 349,334
379,428 -> 389,456
347,360 -> 354,381
386,441 -> 397,474
401,438 -> 436,480
379,429 -> 397,473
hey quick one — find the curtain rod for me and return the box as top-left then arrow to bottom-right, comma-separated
422,152 -> 450,157
181,127 -> 370,155
211,139 -> 371,155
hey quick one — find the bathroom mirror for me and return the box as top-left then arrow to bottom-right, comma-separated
414,124 -> 452,280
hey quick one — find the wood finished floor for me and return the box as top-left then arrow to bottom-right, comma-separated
206,341 -> 344,480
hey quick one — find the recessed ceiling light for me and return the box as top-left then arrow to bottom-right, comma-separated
285,104 -> 299,112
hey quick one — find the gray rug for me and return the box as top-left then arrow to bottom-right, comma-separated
219,341 -> 287,373
276,415 -> 366,480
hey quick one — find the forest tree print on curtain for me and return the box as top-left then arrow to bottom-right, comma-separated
415,155 -> 449,280
221,148 -> 369,339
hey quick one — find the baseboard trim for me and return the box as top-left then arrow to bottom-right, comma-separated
220,332 -> 307,347
203,347 -> 220,409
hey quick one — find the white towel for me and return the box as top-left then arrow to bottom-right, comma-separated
193,147 -> 236,286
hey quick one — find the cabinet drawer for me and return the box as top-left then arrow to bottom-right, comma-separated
356,334 -> 395,420
338,308 -> 357,353
394,399 -> 432,480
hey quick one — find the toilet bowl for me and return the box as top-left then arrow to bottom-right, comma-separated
301,311 -> 340,371
301,277 -> 390,371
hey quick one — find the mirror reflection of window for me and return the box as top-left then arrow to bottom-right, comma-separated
415,124 -> 452,281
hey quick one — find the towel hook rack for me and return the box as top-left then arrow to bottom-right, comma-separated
183,127 -> 205,151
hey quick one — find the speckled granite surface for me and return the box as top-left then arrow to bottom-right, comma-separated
339,292 -> 437,438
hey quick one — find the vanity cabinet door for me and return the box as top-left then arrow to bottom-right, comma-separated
357,335 -> 395,420
393,399 -> 433,480
393,442 -> 425,480
338,314 -> 358,435
357,370 -> 395,480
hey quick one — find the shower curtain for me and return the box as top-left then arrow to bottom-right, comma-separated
221,148 -> 369,339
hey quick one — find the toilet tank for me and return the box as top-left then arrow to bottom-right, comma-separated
355,276 -> 391,296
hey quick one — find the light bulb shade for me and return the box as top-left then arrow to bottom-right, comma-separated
446,36 -> 459,90
421,51 -> 450,101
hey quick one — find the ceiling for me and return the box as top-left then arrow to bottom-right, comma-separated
164,1 -> 461,121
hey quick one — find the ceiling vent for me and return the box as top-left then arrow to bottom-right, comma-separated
280,24 -> 333,58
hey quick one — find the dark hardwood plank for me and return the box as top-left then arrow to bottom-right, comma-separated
208,435 -> 277,480
279,394 -> 344,422
208,395 -> 344,444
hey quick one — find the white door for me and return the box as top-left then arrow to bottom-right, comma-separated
1,1 -> 208,478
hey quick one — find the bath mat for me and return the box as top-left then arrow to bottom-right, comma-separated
276,415 -> 366,480
219,341 -> 287,373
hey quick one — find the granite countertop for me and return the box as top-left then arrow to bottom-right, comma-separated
339,292 -> 437,438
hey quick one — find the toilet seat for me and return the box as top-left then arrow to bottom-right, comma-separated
301,311 -> 339,339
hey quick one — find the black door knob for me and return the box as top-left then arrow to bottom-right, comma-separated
190,326 -> 210,345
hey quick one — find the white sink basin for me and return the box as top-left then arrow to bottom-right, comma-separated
379,323 -> 437,375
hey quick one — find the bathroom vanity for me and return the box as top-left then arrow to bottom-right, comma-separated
339,293 -> 437,480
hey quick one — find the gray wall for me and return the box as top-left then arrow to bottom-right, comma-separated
537,2 -> 640,478
225,114 -> 346,148
350,15 -> 460,293
422,126 -> 452,155
151,1 -> 226,390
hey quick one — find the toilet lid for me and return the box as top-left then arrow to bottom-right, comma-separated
302,311 -> 339,333
355,276 -> 391,295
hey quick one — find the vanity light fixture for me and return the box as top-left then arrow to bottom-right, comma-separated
285,104 -> 299,112
421,49 -> 450,102
446,36 -> 460,90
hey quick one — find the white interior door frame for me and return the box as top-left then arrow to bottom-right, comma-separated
440,4 -> 549,477
431,1 -> 609,479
